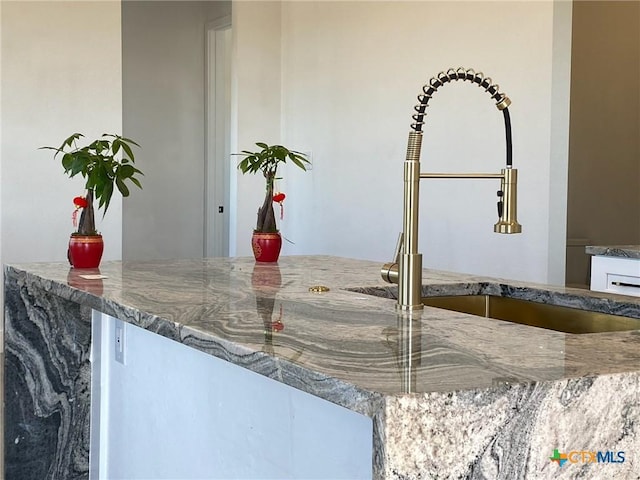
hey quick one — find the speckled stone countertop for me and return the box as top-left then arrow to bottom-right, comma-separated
6,256 -> 640,479
586,245 -> 640,259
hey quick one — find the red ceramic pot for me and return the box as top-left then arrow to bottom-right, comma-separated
68,234 -> 104,268
251,232 -> 282,263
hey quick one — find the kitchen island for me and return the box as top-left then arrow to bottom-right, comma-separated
4,256 -> 640,479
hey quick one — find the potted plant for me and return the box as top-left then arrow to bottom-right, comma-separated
236,142 -> 309,262
41,133 -> 143,268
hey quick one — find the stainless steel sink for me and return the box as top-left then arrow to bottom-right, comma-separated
422,295 -> 640,334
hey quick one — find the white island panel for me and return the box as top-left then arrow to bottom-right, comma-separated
92,312 -> 372,480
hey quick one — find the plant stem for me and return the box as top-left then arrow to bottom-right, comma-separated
256,173 -> 277,232
77,190 -> 96,235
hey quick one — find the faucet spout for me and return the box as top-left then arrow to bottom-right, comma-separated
381,67 -> 522,312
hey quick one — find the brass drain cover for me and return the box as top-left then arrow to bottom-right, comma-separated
309,285 -> 330,293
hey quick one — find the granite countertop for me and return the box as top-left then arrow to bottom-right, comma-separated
7,255 -> 640,411
585,245 -> 640,259
8,255 -> 640,479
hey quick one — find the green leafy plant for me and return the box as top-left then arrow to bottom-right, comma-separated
235,142 -> 309,233
41,133 -> 143,235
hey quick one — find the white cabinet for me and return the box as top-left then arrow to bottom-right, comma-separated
590,255 -> 640,297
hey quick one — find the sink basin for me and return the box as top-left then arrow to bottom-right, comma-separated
422,295 -> 640,334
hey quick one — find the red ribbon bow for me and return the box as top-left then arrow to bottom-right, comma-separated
73,196 -> 88,209
273,192 -> 286,220
72,195 -> 88,227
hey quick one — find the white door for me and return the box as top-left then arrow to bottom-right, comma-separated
205,18 -> 232,257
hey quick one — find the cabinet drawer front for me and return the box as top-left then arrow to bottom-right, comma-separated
591,256 -> 640,297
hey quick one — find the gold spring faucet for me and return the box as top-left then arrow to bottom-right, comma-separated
381,68 -> 522,311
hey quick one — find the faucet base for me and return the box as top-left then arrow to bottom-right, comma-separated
396,303 -> 424,312
381,256 -> 425,310
398,253 -> 424,310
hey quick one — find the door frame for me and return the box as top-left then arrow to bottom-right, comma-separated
205,16 -> 232,257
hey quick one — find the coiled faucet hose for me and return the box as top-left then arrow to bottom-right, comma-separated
411,67 -> 513,167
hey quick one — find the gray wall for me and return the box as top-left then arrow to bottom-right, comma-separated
233,1 -> 571,285
122,1 -> 230,260
1,1 -> 123,264
566,1 -> 640,287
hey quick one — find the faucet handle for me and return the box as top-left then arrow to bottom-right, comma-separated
382,232 -> 403,285
393,232 -> 404,262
